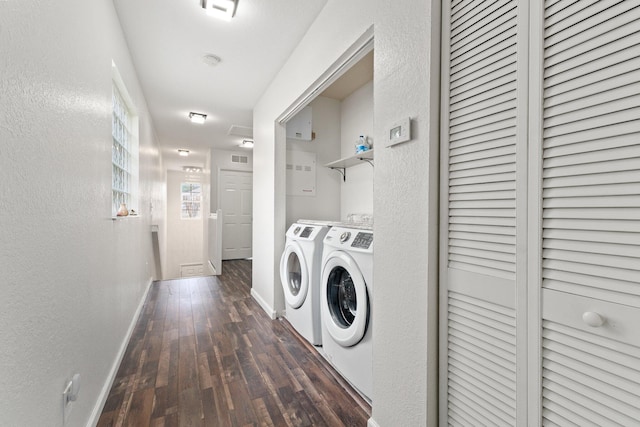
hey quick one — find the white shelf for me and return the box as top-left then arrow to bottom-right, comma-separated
324,149 -> 373,182
324,149 -> 374,169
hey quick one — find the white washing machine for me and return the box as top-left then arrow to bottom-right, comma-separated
320,225 -> 373,402
280,222 -> 330,346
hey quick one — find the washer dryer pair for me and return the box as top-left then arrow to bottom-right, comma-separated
320,225 -> 373,402
280,222 -> 329,346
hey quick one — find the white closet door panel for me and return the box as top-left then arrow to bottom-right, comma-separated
543,218 -> 640,233
544,93 -> 640,129
543,276 -> 640,308
451,56 -> 517,95
545,1 -> 640,47
449,137 -> 515,157
542,228 -> 639,245
450,189 -> 515,201
543,158 -> 639,178
451,34 -> 516,77
544,133 -> 638,158
543,169 -> 640,188
544,121 -> 640,149
450,172 -> 515,186
449,230 -> 516,245
544,32 -> 640,79
442,0 -> 520,423
450,74 -> 517,106
451,0 -> 515,46
541,2 -> 640,424
447,290 -> 517,426
544,52 -> 640,95
450,92 -> 516,122
450,164 -> 514,180
450,99 -> 518,130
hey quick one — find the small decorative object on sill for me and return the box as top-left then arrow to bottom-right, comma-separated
117,203 -> 129,217
129,209 -> 137,216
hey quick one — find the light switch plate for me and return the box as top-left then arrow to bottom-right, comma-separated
386,117 -> 411,147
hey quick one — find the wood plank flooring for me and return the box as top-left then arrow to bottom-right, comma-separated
97,260 -> 371,427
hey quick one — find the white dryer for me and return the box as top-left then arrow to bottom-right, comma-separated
320,226 -> 373,402
280,223 -> 330,346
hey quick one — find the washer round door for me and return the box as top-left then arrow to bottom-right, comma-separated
280,241 -> 309,309
321,251 -> 369,347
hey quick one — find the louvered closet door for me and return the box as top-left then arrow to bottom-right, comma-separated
440,0 -> 525,425
540,1 -> 640,425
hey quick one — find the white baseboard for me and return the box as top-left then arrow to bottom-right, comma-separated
367,417 -> 381,427
250,288 -> 278,320
87,277 -> 153,426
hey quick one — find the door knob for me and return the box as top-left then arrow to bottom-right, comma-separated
582,311 -> 605,328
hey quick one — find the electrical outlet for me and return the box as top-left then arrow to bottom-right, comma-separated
62,380 -> 73,425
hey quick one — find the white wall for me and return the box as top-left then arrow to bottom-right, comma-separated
0,1 -> 165,426
286,96 -> 341,227
165,170 -> 207,279
370,0 -> 440,425
339,80 -> 374,219
253,1 -> 439,426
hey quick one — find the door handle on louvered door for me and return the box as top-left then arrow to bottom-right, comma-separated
582,311 -> 605,328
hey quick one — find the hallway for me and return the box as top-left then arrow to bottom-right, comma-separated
97,260 -> 371,426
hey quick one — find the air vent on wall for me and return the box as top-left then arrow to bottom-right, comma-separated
231,155 -> 248,164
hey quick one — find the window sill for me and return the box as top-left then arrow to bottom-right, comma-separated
111,215 -> 141,221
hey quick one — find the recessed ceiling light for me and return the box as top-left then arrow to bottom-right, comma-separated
202,54 -> 222,67
178,149 -> 190,157
240,139 -> 254,149
188,112 -> 207,124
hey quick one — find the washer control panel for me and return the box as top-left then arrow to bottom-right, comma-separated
351,232 -> 373,249
324,227 -> 373,253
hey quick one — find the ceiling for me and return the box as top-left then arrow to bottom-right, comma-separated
112,0 -> 329,171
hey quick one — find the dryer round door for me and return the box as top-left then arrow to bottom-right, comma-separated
280,242 -> 309,309
321,251 -> 369,347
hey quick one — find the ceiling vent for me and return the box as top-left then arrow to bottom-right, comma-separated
231,155 -> 248,164
227,125 -> 253,138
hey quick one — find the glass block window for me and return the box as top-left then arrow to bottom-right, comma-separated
181,183 -> 202,219
111,63 -> 138,216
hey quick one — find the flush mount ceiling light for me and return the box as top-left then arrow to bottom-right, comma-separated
240,139 -> 254,149
183,166 -> 203,173
178,149 -> 190,157
188,112 -> 207,124
201,0 -> 238,21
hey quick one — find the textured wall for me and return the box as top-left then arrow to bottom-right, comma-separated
0,1 -> 165,426
370,0 -> 440,425
340,80 -> 374,219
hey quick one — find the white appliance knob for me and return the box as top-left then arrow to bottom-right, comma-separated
294,226 -> 301,235
340,232 -> 351,243
582,311 -> 605,328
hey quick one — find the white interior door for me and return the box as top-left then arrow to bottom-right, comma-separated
219,170 -> 252,260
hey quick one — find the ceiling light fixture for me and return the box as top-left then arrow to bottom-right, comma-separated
240,139 -> 254,149
178,149 -> 190,157
183,166 -> 203,173
201,0 -> 239,21
189,112 -> 207,124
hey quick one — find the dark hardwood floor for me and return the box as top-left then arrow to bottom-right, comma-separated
97,260 -> 371,427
